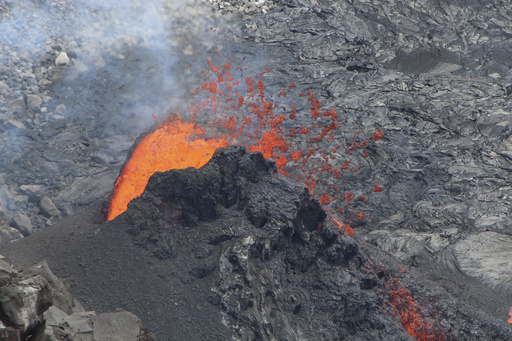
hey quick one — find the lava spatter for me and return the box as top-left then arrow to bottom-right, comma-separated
103,56 -> 454,341
386,277 -> 446,341
107,56 -> 385,232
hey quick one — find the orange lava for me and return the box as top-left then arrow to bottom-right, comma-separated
331,217 -> 355,237
107,56 -> 385,229
508,307 -> 512,323
372,181 -> 384,193
107,116 -> 227,220
387,278 -> 445,341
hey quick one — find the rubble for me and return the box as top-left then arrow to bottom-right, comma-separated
12,212 -> 32,236
0,226 -> 23,246
54,52 -> 70,66
40,196 -> 61,217
0,258 -> 156,341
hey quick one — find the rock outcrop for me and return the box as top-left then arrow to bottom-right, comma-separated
0,257 -> 156,341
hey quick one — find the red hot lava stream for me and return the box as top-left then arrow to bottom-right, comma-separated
386,277 -> 446,341
107,116 -> 227,221
105,56 -> 444,340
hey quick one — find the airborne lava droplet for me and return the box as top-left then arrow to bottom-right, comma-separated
372,127 -> 385,141
372,181 -> 384,192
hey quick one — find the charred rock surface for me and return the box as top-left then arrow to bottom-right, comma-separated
2,147 -> 512,340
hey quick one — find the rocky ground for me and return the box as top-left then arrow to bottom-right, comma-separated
0,257 -> 156,340
3,146 -> 512,340
2,0 -> 512,340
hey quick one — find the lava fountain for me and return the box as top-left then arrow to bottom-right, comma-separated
104,55 -> 452,340
107,56 -> 385,230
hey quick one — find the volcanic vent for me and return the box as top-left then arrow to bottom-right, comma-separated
104,56 -> 388,238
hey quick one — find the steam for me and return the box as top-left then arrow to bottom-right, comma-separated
1,0 -> 235,129
0,0 -> 249,222
0,2 -> 50,61
64,0 -> 179,129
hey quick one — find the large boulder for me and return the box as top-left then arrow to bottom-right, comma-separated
0,265 -> 52,339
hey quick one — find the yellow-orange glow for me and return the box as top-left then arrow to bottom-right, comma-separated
107,116 -> 227,221
107,57 -> 385,231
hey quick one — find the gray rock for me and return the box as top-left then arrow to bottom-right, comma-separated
40,196 -> 61,217
9,98 -> 25,112
366,229 -> 451,262
454,232 -> 512,292
55,52 -> 70,66
0,258 -> 17,275
0,81 -> 9,95
26,94 -> 43,112
70,59 -> 89,73
18,185 -> 44,201
43,306 -> 68,327
18,185 -> 43,195
25,260 -> 79,315
12,213 -> 32,236
55,103 -> 66,113
0,322 -> 20,341
38,78 -> 53,88
0,275 -> 52,334
0,206 -> 14,225
0,225 -> 23,246
92,310 -> 142,341
6,119 -> 26,130
0,259 -> 154,340
46,66 -> 67,80
60,312 -> 95,334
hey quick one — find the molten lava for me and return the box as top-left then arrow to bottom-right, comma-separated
107,116 -> 227,221
107,56 -> 385,231
103,55 -> 452,341
386,277 -> 446,341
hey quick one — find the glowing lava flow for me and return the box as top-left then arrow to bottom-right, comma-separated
105,56 -> 449,340
386,277 -> 445,341
107,116 -> 227,221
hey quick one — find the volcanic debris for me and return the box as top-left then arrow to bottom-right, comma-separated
0,257 -> 156,341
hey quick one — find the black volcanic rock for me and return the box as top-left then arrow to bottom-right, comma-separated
0,146 -> 402,339
2,146 -> 512,340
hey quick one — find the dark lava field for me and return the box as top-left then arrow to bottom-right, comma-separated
2,0 -> 512,340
